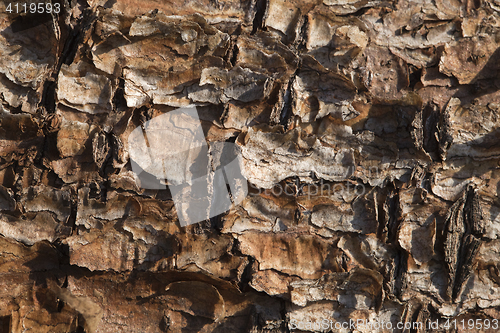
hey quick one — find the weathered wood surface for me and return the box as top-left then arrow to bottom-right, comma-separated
1,0 -> 500,332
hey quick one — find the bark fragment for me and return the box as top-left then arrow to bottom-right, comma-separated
443,185 -> 484,302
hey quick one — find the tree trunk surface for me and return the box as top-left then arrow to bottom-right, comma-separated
1,0 -> 500,332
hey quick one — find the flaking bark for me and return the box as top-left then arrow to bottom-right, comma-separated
1,0 -> 500,332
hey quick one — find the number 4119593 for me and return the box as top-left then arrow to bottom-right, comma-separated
6,2 -> 61,14
443,318 -> 499,330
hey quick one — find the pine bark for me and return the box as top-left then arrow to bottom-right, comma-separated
1,0 -> 500,332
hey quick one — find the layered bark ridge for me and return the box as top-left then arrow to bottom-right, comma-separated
1,0 -> 500,332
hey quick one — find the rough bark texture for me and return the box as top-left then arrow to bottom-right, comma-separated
1,0 -> 500,332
